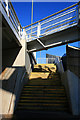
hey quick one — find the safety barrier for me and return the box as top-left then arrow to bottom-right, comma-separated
37,58 -> 55,64
1,0 -> 22,38
24,2 -> 80,42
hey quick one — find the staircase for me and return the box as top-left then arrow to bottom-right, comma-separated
14,64 -> 70,119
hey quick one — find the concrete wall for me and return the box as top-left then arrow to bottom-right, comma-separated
66,45 -> 80,78
55,56 -> 80,115
1,37 -> 36,117
1,38 -> 26,116
1,67 -> 26,115
61,70 -> 79,115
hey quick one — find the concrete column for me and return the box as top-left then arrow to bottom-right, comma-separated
33,52 -> 36,59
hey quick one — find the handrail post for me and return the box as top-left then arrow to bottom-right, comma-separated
37,58 -> 38,64
18,24 -> 21,37
6,0 -> 9,17
76,6 -> 78,24
37,22 -> 41,38
22,28 -> 28,40
29,34 -> 32,42
78,2 -> 80,25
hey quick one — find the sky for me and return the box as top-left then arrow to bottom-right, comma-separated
12,2 -> 79,59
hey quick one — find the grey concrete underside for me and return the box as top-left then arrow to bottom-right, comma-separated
27,25 -> 80,52
2,13 -> 21,50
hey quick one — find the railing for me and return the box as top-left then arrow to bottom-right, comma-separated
1,0 -> 22,38
37,58 -> 55,64
24,2 -> 80,42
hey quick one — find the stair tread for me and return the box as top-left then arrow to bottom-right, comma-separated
18,103 -> 68,107
20,96 -> 67,100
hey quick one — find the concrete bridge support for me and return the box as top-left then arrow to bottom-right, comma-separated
0,36 -> 36,118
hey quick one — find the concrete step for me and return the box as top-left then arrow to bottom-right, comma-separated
20,94 -> 66,98
17,104 -> 68,111
24,85 -> 64,88
27,82 -> 61,86
20,96 -> 67,100
23,87 -> 64,91
21,90 -> 66,94
28,80 -> 61,83
22,91 -> 65,95
19,99 -> 68,103
18,102 -> 68,108
17,106 -> 68,112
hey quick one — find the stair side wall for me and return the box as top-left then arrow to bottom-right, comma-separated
61,70 -> 79,115
1,38 -> 36,117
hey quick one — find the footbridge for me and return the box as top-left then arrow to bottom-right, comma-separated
1,1 -> 80,52
23,2 -> 80,52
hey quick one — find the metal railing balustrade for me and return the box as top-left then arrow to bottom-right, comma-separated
0,0 -> 22,39
0,1 -> 80,42
23,2 -> 80,42
37,58 -> 56,64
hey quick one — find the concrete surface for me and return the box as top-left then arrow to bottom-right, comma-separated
66,45 -> 80,78
61,70 -> 79,115
1,37 -> 36,117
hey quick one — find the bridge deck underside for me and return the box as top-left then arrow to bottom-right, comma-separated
2,14 -> 21,50
27,25 -> 80,52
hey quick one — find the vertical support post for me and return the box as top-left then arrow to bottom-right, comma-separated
22,28 -> 27,41
76,6 -> 79,24
29,34 -> 32,42
33,52 -> 36,59
47,58 -> 48,64
18,24 -> 21,37
77,2 -> 80,25
37,22 -> 41,38
37,58 -> 38,64
78,2 -> 80,25
46,58 -> 47,64
6,0 -> 9,17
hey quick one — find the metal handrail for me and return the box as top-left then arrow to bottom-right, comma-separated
37,58 -> 56,64
9,3 -> 19,26
26,7 -> 76,32
41,16 -> 76,31
1,0 -> 22,38
23,2 -> 80,29
40,7 -> 76,25
25,1 -> 79,42
9,1 -> 22,28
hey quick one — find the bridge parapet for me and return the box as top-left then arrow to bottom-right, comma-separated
24,2 -> 80,42
0,0 -> 22,41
